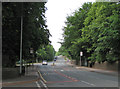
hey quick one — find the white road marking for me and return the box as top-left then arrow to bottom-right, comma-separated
36,81 -> 41,88
40,80 -> 48,89
61,70 -> 64,71
81,80 -> 96,86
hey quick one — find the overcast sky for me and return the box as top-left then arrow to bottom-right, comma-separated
45,0 -> 95,52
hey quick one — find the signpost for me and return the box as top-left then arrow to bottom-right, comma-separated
30,48 -> 34,66
80,52 -> 83,66
30,48 -> 34,54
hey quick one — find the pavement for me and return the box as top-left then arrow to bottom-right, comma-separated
2,65 -> 40,87
66,60 -> 118,76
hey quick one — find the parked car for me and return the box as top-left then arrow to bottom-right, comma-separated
42,60 -> 48,65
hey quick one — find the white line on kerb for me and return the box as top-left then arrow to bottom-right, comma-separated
40,80 -> 48,89
36,81 -> 41,88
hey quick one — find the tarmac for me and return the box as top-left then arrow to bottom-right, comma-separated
1,61 -> 119,87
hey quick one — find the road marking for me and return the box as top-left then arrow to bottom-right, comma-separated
38,71 -> 47,83
81,80 -> 95,86
40,80 -> 48,89
36,81 -> 41,88
47,80 -> 73,84
54,70 -> 79,82
37,71 -> 48,89
61,70 -> 64,71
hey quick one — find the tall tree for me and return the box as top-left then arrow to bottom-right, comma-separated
62,2 -> 92,61
36,44 -> 55,61
2,2 -> 50,67
59,2 -> 120,65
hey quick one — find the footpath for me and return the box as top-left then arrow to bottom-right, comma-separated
2,65 -> 39,87
66,60 -> 118,76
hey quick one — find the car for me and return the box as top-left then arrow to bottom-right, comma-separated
42,60 -> 48,65
55,56 -> 57,59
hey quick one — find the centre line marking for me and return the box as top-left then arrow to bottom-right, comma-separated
54,70 -> 79,82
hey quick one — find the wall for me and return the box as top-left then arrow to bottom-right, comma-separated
88,61 -> 118,71
70,59 -> 118,71
64,56 -> 118,71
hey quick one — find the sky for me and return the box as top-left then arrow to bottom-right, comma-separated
45,0 -> 95,52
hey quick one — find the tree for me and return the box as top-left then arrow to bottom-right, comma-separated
2,2 -> 50,67
59,2 -> 120,64
36,44 -> 55,61
61,2 -> 92,61
83,2 -> 120,63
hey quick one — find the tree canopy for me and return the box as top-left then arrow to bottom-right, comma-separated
58,2 -> 120,64
2,2 -> 51,67
36,44 -> 55,61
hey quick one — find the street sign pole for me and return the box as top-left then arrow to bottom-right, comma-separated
80,52 -> 83,66
80,54 -> 81,66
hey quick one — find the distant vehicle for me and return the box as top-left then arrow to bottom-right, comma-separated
54,59 -> 56,61
54,56 -> 58,61
42,60 -> 48,65
55,56 -> 57,59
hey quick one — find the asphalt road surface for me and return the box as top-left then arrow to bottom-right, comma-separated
35,56 -> 118,89
2,56 -> 118,89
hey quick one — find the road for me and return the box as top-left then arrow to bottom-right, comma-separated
35,56 -> 118,89
2,56 -> 118,89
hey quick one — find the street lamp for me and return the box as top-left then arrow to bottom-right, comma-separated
20,3 -> 23,75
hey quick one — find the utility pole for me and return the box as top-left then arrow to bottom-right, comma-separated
20,3 -> 23,75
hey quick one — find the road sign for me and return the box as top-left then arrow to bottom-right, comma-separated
30,48 -> 34,54
80,52 -> 83,56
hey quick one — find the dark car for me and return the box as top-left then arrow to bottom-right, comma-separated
55,56 -> 57,59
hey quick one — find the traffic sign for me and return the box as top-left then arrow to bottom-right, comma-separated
80,52 -> 83,56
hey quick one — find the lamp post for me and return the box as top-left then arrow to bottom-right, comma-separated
20,3 -> 23,75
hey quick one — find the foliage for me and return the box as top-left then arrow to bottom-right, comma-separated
36,44 -> 55,61
60,2 -> 92,61
59,2 -> 120,63
2,2 -> 50,67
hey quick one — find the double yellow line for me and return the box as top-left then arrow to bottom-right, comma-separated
37,70 -> 47,83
